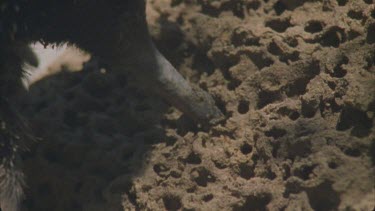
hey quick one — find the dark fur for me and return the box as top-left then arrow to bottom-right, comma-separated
0,1 -> 148,210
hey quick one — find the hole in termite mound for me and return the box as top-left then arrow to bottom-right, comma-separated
337,0 -> 348,6
278,107 -> 300,120
265,18 -> 293,33
367,23 -> 375,44
336,107 -> 372,138
301,100 -> 318,118
343,148 -> 361,157
265,169 -> 277,180
286,62 -> 320,98
280,51 -> 300,64
347,10 -> 363,20
163,194 -> 182,211
240,143 -> 253,155
369,141 -> 375,165
192,52 -> 215,76
320,27 -> 346,47
273,1 -> 286,16
237,100 -> 250,114
328,162 -> 338,169
268,41 -> 283,55
153,163 -> 170,177
304,20 -> 324,34
265,127 -> 287,139
330,56 -> 348,78
306,181 -> 340,211
191,167 -> 216,187
365,51 -> 375,70
214,96 -> 230,119
238,163 -> 255,180
347,30 -> 361,40
227,79 -> 242,90
247,0 -> 261,11
202,194 -> 214,202
232,193 -> 272,211
231,27 -> 261,47
284,37 -> 299,47
363,0 -> 373,4
257,90 -> 282,109
293,164 -> 317,180
232,1 -> 247,19
185,152 -> 202,165
248,51 -> 274,70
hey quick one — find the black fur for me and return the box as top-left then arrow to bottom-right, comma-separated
0,1 -> 147,210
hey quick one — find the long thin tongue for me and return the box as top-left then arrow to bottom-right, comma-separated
122,41 -> 225,126
146,43 -> 225,125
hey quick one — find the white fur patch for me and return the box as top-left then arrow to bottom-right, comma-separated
23,42 -> 90,88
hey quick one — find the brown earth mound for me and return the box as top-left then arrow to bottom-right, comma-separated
16,0 -> 374,210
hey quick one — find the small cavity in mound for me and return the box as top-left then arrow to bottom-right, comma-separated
240,143 -> 253,155
268,41 -> 283,55
248,52 -> 274,70
367,23 -> 375,44
284,37 -> 299,47
153,163 -> 169,176
293,164 -> 317,180
232,1 -> 261,19
265,18 -> 293,33
304,20 -> 324,34
301,100 -> 318,118
365,52 -> 374,70
192,52 -> 215,75
347,10 -> 363,20
238,163 -> 254,180
191,167 -> 216,187
287,78 -> 315,98
289,111 -> 300,120
337,0 -> 348,6
265,127 -> 287,139
214,97 -> 228,118
238,100 -> 250,114
232,193 -> 272,211
163,195 -> 182,211
328,161 -> 338,169
306,181 -> 340,210
348,29 -> 361,40
257,91 -> 282,109
202,194 -> 214,202
363,0 -> 373,4
330,56 -> 349,78
185,152 -> 202,165
278,107 -> 300,120
320,27 -> 346,47
247,0 -> 261,11
227,79 -> 242,90
336,107 -> 372,138
232,28 -> 260,47
265,169 -> 277,180
273,1 -> 287,16
280,51 -> 300,64
344,148 -> 361,157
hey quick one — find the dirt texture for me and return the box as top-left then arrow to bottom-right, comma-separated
14,0 -> 375,210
